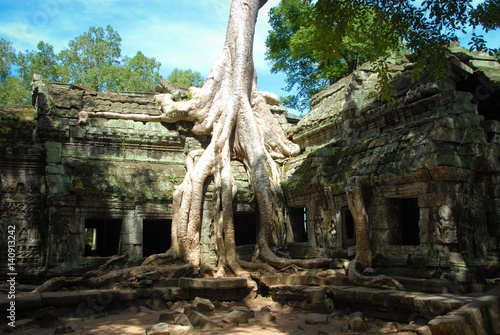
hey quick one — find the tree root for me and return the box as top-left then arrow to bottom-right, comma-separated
348,258 -> 404,290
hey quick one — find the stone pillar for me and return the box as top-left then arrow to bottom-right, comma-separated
121,210 -> 143,262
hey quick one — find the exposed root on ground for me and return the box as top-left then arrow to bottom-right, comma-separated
348,259 -> 404,290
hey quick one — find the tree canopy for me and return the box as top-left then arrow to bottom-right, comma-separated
266,0 -> 500,112
167,68 -> 205,89
0,26 -> 176,105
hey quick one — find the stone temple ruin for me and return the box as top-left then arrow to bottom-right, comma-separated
1,43 -> 500,333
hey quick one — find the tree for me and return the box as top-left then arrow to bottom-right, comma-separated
167,68 -> 205,89
16,41 -> 60,102
266,0 -> 500,111
85,0 -> 332,276
116,51 -> 162,92
0,39 -> 24,105
1,26 -> 163,104
58,25 -> 122,92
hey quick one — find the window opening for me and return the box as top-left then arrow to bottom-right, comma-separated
342,207 -> 356,248
289,207 -> 307,242
388,197 -> 420,246
233,212 -> 257,246
143,219 -> 172,257
401,198 -> 420,245
84,218 -> 122,257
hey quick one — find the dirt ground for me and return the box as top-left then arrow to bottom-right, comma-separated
7,296 -> 414,335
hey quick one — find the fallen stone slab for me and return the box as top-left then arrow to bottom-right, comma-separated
146,322 -> 170,335
428,285 -> 500,335
305,313 -> 329,325
193,297 -> 215,315
174,313 -> 194,330
185,309 -> 220,330
222,310 -> 249,324
229,305 -> 255,318
179,277 -> 247,289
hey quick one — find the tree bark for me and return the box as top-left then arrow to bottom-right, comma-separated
85,0 -> 332,275
345,176 -> 403,290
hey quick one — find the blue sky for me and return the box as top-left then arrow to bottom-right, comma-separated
0,0 -> 287,96
0,0 -> 499,107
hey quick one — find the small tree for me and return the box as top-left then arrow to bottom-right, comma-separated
167,68 -> 205,89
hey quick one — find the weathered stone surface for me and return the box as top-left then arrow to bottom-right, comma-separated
305,313 -> 328,325
179,277 -> 247,289
193,297 -> 215,315
349,311 -> 369,331
222,310 -> 249,324
146,322 -> 170,335
185,309 -> 220,330
229,305 -> 255,318
159,311 -> 180,323
174,314 -> 194,330
168,325 -> 192,335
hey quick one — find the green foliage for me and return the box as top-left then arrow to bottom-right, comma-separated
266,0 -> 500,112
0,39 -> 25,104
266,0 -> 406,112
58,25 -> 122,91
1,26 -> 164,105
115,51 -> 162,92
167,68 -> 205,89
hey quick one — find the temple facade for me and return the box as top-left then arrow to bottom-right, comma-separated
1,44 -> 499,285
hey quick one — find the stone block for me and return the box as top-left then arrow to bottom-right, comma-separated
45,141 -> 62,163
310,300 -> 331,314
222,310 -> 249,324
146,322 -> 170,335
304,287 -> 326,302
118,289 -> 137,302
179,277 -> 247,289
174,314 -> 194,330
229,306 -> 255,318
193,297 -> 215,315
305,313 -> 328,325
16,292 -> 42,310
159,311 -> 181,322
185,309 -> 220,330
349,312 -> 369,331
41,291 -> 80,307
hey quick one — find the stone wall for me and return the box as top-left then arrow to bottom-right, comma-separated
1,43 -> 499,282
285,43 -> 500,281
0,79 -> 291,275
0,105 -> 47,275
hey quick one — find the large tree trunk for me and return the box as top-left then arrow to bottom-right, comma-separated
345,176 -> 403,290
152,0 -> 333,275
85,0 -> 332,275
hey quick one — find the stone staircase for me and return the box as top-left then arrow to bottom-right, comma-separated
258,274 -> 475,321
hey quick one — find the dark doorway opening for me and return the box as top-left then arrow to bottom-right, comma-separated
234,212 -> 257,246
289,207 -> 307,242
388,197 -> 420,246
342,207 -> 356,248
143,219 -> 172,257
401,198 -> 420,245
84,218 -> 122,257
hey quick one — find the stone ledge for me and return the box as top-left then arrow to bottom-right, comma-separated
178,277 -> 247,290
428,284 -> 500,335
